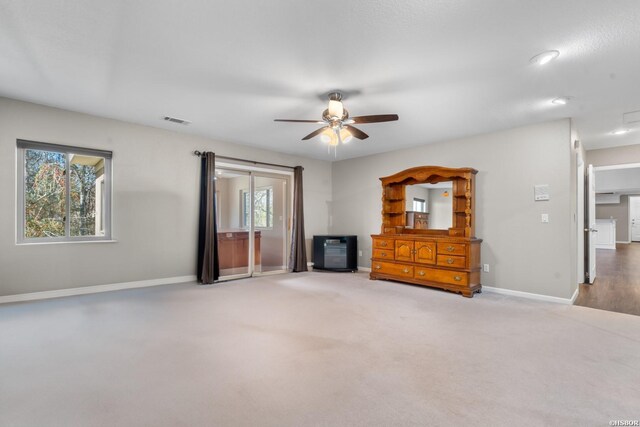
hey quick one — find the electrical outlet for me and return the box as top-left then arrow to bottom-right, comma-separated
541,213 -> 549,223
483,264 -> 490,273
358,250 -> 363,257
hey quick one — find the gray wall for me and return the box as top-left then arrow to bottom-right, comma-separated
331,119 -> 576,299
596,196 -> 631,242
0,97 -> 331,297
587,145 -> 640,167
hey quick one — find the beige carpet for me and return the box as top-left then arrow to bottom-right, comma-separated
1,272 -> 639,426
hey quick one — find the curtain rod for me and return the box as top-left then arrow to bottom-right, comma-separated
193,151 -> 297,170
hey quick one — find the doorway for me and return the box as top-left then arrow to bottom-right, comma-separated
214,163 -> 292,280
575,163 -> 640,316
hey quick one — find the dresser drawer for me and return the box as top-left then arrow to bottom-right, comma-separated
414,267 -> 468,286
372,237 -> 394,249
372,248 -> 394,260
372,261 -> 413,278
436,255 -> 466,268
437,243 -> 466,256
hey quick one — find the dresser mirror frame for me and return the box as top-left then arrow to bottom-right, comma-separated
380,166 -> 478,238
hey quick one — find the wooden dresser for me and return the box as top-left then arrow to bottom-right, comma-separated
406,211 -> 428,229
370,166 -> 482,298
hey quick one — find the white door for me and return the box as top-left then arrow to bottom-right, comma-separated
631,196 -> 640,242
586,165 -> 597,284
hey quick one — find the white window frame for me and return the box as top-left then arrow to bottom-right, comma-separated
16,139 -> 113,244
241,186 -> 273,230
413,197 -> 426,213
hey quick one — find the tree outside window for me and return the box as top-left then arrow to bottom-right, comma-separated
18,141 -> 112,242
242,187 -> 273,229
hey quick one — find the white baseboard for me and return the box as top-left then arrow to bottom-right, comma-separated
616,240 -> 631,244
570,287 -> 579,304
0,275 -> 197,305
595,244 -> 616,250
358,266 -> 371,272
483,285 -> 578,305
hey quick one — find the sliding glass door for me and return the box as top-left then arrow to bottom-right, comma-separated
253,173 -> 289,274
215,168 -> 252,279
215,165 -> 291,280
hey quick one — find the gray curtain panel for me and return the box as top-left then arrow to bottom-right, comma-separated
289,166 -> 308,272
197,152 -> 220,283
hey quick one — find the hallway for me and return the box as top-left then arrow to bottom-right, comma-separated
575,243 -> 640,316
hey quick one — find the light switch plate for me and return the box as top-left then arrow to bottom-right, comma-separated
541,214 -> 549,223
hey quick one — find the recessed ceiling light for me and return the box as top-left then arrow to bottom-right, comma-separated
551,97 -> 570,105
611,129 -> 630,135
530,50 -> 560,66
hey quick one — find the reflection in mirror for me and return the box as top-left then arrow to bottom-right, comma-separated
405,182 -> 453,230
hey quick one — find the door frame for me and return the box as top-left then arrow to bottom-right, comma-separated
630,195 -> 640,242
216,161 -> 294,281
577,152 -> 585,284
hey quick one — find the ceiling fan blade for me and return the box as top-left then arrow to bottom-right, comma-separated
302,127 -> 329,140
274,119 -> 325,124
344,125 -> 369,140
350,114 -> 399,124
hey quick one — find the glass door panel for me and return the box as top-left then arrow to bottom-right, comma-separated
215,168 -> 252,279
253,174 -> 290,274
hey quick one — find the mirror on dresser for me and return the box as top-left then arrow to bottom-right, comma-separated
405,182 -> 454,230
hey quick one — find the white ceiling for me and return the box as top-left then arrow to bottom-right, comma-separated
1,0 -> 640,160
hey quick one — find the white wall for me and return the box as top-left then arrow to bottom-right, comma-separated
427,189 -> 453,229
595,168 -> 640,193
405,185 -> 430,212
0,98 -> 331,297
331,119 -> 576,299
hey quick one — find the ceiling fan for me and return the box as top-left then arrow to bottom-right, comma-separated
274,92 -> 399,149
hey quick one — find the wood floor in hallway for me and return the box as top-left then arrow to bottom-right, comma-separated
575,242 -> 640,316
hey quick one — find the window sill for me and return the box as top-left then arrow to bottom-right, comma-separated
16,239 -> 118,246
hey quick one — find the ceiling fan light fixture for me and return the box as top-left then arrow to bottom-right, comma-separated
328,100 -> 344,119
320,129 -> 332,143
530,50 -> 560,66
340,128 -> 353,143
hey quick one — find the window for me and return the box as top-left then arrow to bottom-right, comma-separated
242,187 -> 273,229
413,197 -> 426,213
17,140 -> 112,243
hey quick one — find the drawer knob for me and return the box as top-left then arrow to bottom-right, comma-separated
375,265 -> 381,270
447,258 -> 454,264
446,246 -> 455,252
454,275 -> 462,281
381,252 -> 386,257
418,271 -> 425,276
403,268 -> 410,273
380,241 -> 387,247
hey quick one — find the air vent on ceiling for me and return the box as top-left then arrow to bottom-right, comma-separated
163,116 -> 191,125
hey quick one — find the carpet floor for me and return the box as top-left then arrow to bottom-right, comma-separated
1,272 -> 639,426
